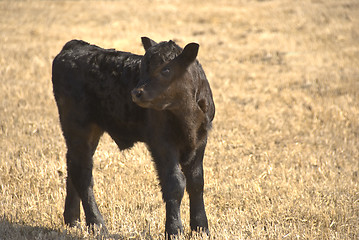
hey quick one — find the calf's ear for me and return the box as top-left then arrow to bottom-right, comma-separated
141,37 -> 157,51
198,99 -> 208,113
177,43 -> 199,67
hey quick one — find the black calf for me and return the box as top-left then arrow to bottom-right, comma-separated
52,37 -> 215,237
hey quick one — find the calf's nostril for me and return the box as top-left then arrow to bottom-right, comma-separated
132,89 -> 143,100
135,89 -> 143,98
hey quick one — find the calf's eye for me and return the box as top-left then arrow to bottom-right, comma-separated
161,68 -> 170,77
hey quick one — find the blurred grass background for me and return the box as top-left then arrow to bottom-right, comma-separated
0,0 -> 358,239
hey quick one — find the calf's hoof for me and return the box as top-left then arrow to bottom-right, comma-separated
64,220 -> 82,229
165,223 -> 183,239
87,223 -> 108,236
191,227 -> 210,237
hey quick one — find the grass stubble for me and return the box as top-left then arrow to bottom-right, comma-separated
0,0 -> 358,239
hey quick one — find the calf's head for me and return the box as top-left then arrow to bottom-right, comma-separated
131,37 -> 199,111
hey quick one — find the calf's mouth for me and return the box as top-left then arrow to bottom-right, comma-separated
131,88 -> 173,111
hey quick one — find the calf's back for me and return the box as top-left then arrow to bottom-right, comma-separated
52,40 -> 146,149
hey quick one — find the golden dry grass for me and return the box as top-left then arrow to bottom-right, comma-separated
1,0 -> 358,239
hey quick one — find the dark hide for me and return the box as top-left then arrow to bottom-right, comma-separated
52,37 -> 215,237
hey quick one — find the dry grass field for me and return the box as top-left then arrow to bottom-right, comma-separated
1,0 -> 358,239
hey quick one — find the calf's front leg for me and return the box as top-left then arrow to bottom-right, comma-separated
152,148 -> 186,237
164,166 -> 186,236
182,144 -> 209,235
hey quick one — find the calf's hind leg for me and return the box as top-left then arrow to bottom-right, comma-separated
62,122 -> 105,231
64,168 -> 81,227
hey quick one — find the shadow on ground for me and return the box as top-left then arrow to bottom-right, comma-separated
0,216 -> 126,240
